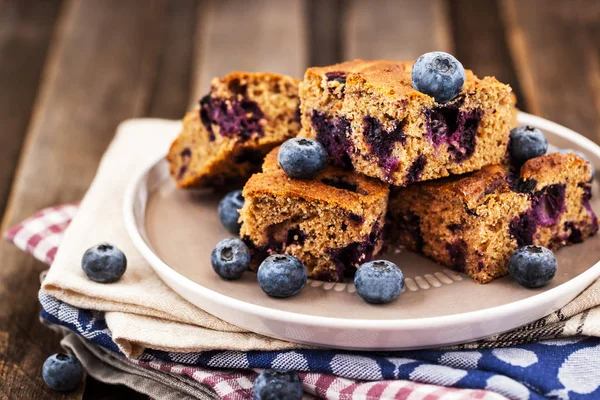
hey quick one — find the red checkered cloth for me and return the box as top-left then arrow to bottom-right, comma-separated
5,204 -> 507,400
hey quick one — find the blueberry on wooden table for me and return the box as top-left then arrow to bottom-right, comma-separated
42,353 -> 83,392
509,245 -> 557,288
509,126 -> 548,165
411,51 -> 465,104
278,138 -> 326,179
218,189 -> 245,235
354,260 -> 404,304
257,254 -> 307,298
81,243 -> 127,283
211,238 -> 250,280
253,369 -> 303,400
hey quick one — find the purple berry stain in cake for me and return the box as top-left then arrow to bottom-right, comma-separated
325,71 -> 347,94
199,95 -> 265,142
404,155 -> 427,185
426,105 -> 482,162
327,222 -> 382,281
510,184 -> 567,246
446,240 -> 467,271
395,211 -> 424,253
312,110 -> 354,169
580,183 -> 599,232
363,116 -> 406,179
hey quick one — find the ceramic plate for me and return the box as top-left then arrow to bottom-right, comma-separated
123,112 -> 600,350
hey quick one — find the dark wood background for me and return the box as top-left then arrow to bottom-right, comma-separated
0,0 -> 598,398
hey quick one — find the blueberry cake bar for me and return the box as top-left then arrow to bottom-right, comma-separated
167,72 -> 301,188
387,152 -> 598,283
299,60 -> 515,186
239,148 -> 389,282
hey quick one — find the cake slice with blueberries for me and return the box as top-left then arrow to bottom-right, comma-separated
167,72 -> 301,188
387,127 -> 598,283
299,53 -> 516,186
239,140 -> 390,282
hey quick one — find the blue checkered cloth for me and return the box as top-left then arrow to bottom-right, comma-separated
40,292 -> 600,400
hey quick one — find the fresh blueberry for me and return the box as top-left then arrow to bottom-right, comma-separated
411,51 -> 466,104
509,126 -> 548,165
218,190 -> 244,235
354,260 -> 404,304
508,245 -> 557,288
253,369 -> 303,400
278,138 -> 326,179
257,254 -> 307,298
81,243 -> 127,283
211,238 -> 250,280
42,353 -> 83,392
558,148 -> 595,182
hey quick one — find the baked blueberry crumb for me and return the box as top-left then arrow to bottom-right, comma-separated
218,190 -> 245,235
508,245 -> 557,288
558,148 -> 595,182
42,353 -> 83,392
211,238 -> 250,280
278,138 -> 326,179
253,369 -> 303,400
81,243 -> 127,283
411,52 -> 466,103
312,110 -> 353,169
257,254 -> 307,298
354,260 -> 404,304
509,126 -> 548,165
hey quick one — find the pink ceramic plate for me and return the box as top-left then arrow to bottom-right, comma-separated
124,112 -> 600,350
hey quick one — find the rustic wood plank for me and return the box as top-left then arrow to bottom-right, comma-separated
0,0 -> 63,219
450,0 -> 526,109
0,0 -> 178,398
191,0 -> 308,103
501,0 -> 600,141
146,0 -> 197,119
343,0 -> 453,60
307,0 -> 342,67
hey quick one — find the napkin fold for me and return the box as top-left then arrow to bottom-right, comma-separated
8,118 -> 599,359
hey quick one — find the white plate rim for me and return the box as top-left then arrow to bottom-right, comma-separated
123,112 -> 600,337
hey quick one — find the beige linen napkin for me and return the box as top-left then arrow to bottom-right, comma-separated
41,119 -> 303,357
41,118 -> 600,357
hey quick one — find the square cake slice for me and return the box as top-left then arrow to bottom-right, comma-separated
239,148 -> 389,282
387,152 -> 598,283
167,72 -> 301,188
300,60 -> 516,186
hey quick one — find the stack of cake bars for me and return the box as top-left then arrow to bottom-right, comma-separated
168,61 -> 598,284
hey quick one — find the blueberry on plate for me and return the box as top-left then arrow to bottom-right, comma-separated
278,138 -> 326,179
509,245 -> 557,288
218,189 -> 245,235
253,369 -> 303,400
558,148 -> 595,182
354,260 -> 404,304
42,353 -> 83,392
411,51 -> 465,104
257,254 -> 307,298
81,243 -> 127,283
211,238 -> 250,280
509,126 -> 548,165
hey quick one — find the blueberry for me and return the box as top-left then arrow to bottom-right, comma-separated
211,238 -> 250,280
82,243 -> 127,283
411,52 -> 466,104
558,148 -> 595,182
508,245 -> 557,288
278,138 -> 326,179
509,126 -> 548,165
218,189 -> 244,235
354,260 -> 404,304
257,254 -> 307,298
42,353 -> 83,392
253,369 -> 303,400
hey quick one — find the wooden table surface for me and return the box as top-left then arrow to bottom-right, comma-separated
0,0 -> 598,398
